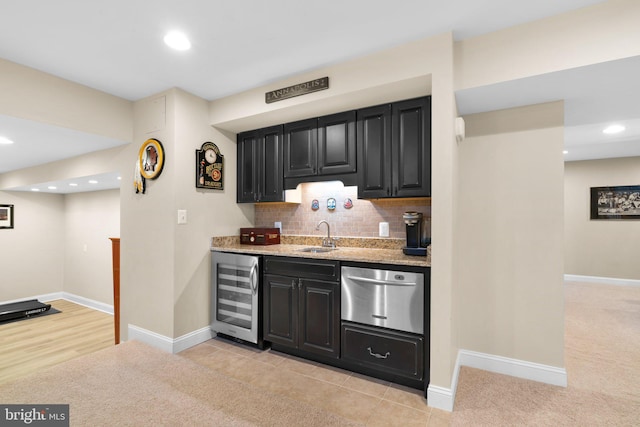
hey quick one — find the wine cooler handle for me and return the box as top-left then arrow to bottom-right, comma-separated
250,262 -> 258,295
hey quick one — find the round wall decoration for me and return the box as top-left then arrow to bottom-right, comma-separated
138,138 -> 165,180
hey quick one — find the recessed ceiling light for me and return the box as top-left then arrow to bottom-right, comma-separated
88,180 -> 98,184
69,183 -> 78,187
563,150 -> 569,154
603,124 -> 625,134
31,188 -> 40,192
0,136 -> 14,145
48,186 -> 57,190
117,176 -> 122,180
164,31 -> 191,51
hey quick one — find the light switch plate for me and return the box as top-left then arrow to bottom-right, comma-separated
177,209 -> 187,224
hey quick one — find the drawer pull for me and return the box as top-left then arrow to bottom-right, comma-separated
367,347 -> 390,359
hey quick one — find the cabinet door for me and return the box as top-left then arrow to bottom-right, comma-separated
318,111 -> 356,175
263,274 -> 298,348
299,279 -> 340,359
392,97 -> 431,197
284,118 -> 318,178
357,104 -> 392,198
258,125 -> 284,202
237,130 -> 259,203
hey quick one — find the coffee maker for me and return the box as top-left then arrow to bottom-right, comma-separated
402,211 -> 427,256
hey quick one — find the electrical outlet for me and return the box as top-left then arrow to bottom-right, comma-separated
379,222 -> 389,237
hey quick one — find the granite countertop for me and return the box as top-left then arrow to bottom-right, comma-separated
210,236 -> 431,268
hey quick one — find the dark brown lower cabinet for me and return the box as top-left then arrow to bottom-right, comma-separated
263,257 -> 340,359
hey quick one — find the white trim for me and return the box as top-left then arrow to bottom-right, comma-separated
457,349 -> 567,387
1,292 -> 115,315
427,385 -> 454,412
127,324 -> 213,354
127,324 -> 174,353
173,326 -> 214,353
1,292 -> 64,305
564,274 -> 640,287
431,349 -> 568,413
60,292 -> 114,315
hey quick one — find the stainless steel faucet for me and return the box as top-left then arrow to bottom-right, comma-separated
316,220 -> 335,248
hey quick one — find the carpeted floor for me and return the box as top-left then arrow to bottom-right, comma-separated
0,340 -> 362,426
451,281 -> 640,426
1,281 -> 637,425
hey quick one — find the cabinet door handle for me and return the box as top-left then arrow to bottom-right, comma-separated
291,279 -> 297,289
367,347 -> 390,359
298,278 -> 302,289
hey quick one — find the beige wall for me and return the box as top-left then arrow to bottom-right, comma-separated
172,89 -> 254,337
455,0 -> 640,91
63,189 -> 120,304
0,188 -> 119,305
0,191 -> 65,301
0,58 -> 132,142
209,39 -> 434,133
564,157 -> 640,280
456,102 -> 565,366
119,88 -> 254,340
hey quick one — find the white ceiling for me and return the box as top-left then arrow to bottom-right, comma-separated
1,0 -> 637,194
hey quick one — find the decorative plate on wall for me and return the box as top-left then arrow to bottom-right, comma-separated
138,138 -> 165,180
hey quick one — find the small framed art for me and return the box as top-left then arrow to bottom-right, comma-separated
0,204 -> 14,229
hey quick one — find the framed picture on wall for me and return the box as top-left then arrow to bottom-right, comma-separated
590,185 -> 640,220
0,204 -> 14,229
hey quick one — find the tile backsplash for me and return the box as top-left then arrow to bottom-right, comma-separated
255,181 -> 431,239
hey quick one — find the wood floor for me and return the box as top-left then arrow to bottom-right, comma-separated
0,299 -> 114,384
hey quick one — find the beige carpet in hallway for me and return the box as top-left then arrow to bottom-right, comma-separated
451,281 -> 640,425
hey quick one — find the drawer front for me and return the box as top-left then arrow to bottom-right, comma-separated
264,256 -> 339,282
341,322 -> 423,380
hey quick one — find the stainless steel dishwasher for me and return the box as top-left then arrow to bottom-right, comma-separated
341,266 -> 424,334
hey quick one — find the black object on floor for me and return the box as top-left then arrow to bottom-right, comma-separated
0,299 -> 54,324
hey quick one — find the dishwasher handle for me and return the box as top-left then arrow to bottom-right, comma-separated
345,275 -> 417,287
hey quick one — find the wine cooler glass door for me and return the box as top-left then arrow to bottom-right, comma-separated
211,252 -> 259,344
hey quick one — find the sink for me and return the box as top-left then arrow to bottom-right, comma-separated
298,247 -> 337,253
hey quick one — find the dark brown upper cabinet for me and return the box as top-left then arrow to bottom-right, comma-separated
237,125 -> 284,203
284,111 -> 356,179
283,118 -> 318,178
357,96 -> 431,199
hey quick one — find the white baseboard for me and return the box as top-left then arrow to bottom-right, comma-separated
428,349 -> 567,413
427,385 -> 454,412
564,274 -> 640,287
2,292 -> 113,315
1,292 -> 64,305
59,292 -> 114,315
127,324 -> 213,354
457,349 -> 567,387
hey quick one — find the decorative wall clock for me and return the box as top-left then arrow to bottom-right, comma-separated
196,142 -> 224,190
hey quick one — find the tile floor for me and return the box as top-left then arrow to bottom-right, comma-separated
179,337 -> 450,426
